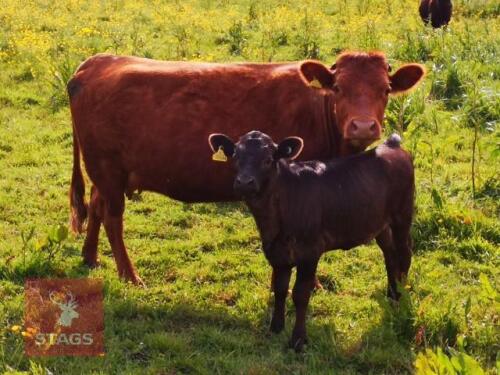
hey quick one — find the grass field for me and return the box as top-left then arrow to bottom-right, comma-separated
0,0 -> 499,374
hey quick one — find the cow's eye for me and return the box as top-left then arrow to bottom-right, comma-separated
333,84 -> 340,93
264,157 -> 273,166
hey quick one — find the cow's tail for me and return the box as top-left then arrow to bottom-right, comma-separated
70,127 -> 88,233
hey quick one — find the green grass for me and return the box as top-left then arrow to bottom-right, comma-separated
0,0 -> 499,374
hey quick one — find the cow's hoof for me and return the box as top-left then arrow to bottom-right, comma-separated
134,276 -> 146,288
83,259 -> 99,269
289,335 -> 308,352
125,274 -> 146,288
270,318 -> 285,333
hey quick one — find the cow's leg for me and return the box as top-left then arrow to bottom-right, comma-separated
376,227 -> 400,300
82,185 -> 104,268
102,191 -> 143,286
270,266 -> 292,334
290,258 -> 319,352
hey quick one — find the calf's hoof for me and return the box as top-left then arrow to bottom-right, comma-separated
289,334 -> 308,352
314,277 -> 324,291
387,287 -> 401,301
270,318 -> 285,333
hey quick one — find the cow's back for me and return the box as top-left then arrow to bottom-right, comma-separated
69,55 -> 334,202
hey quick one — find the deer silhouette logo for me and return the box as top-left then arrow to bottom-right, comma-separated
49,291 -> 79,327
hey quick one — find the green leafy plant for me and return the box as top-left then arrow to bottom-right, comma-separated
216,21 -> 248,56
1,225 -> 69,282
415,347 -> 485,375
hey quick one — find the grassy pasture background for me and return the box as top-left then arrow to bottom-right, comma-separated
0,0 -> 499,373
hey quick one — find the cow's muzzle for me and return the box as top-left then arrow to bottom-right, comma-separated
345,118 -> 381,141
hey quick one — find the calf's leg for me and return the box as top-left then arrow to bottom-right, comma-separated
82,185 -> 104,268
376,227 -> 400,300
271,270 -> 322,291
392,222 -> 412,283
270,266 -> 292,333
290,258 -> 319,352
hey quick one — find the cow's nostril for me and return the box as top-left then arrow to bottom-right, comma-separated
351,123 -> 358,131
370,123 -> 376,131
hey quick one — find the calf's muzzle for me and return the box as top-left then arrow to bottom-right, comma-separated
234,174 -> 258,195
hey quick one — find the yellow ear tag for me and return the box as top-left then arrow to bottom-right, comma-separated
310,77 -> 323,89
212,146 -> 227,162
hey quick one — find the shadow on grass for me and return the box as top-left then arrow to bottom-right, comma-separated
295,290 -> 416,374
1,241 -> 416,374
1,271 -> 418,374
107,280 -> 416,373
99,297 -> 276,373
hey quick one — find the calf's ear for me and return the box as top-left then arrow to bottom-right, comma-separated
275,137 -> 304,161
299,61 -> 335,90
208,133 -> 235,158
390,64 -> 426,94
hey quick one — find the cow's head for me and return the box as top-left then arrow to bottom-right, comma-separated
208,131 -> 303,197
299,52 -> 425,153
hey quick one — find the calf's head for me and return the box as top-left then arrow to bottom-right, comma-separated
208,130 -> 303,197
299,51 -> 425,153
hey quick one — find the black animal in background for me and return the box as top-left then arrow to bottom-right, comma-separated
420,0 -> 453,28
208,131 -> 415,352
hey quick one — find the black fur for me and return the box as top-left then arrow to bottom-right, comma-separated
420,0 -> 452,28
222,131 -> 415,352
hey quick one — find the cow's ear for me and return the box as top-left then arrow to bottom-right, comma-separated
390,64 -> 426,94
299,61 -> 335,90
208,133 -> 235,159
274,137 -> 304,160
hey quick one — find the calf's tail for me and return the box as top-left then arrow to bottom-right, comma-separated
385,133 -> 402,148
70,129 -> 88,233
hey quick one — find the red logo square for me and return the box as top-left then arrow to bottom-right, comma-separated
24,278 -> 104,356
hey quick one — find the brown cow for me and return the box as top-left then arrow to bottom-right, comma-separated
68,52 -> 424,284
208,131 -> 415,352
419,0 -> 453,28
